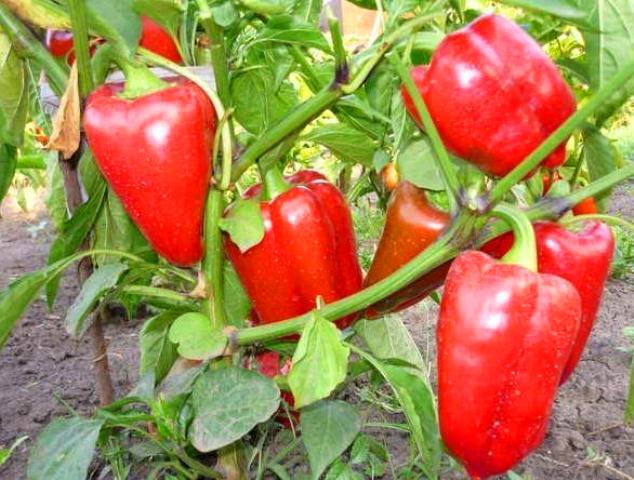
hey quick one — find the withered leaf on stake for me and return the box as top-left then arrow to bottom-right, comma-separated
45,62 -> 80,159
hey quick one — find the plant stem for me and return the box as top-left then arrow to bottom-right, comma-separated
488,57 -> 634,205
390,53 -> 460,210
0,3 -> 67,96
195,0 -> 231,109
561,214 -> 634,232
67,0 -> 93,96
489,203 -> 538,271
328,12 -> 348,83
202,189 -> 226,327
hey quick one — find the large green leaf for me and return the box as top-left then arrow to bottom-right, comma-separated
303,124 -> 377,166
231,67 -> 299,134
139,310 -> 180,383
582,125 -> 620,204
0,143 -> 16,206
65,262 -> 128,338
27,417 -> 104,480
300,400 -> 361,480
0,31 -> 27,147
288,311 -> 350,409
292,0 -> 323,23
223,262 -> 251,328
354,315 -> 425,373
88,0 -> 142,51
46,177 -> 108,307
500,0 -> 588,22
189,366 -> 280,452
44,155 -> 66,231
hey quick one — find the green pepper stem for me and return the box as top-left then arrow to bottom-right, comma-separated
390,53 -> 460,211
67,0 -> 94,98
0,3 -> 68,97
202,189 -> 226,328
489,204 -> 538,271
488,57 -> 634,205
115,57 -> 168,98
262,167 -> 291,200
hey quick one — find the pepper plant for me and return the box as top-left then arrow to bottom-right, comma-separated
0,0 -> 633,479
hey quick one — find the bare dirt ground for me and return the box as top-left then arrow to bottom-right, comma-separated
0,185 -> 633,479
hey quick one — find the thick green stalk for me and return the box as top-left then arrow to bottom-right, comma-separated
201,189 -> 226,327
390,53 -> 460,210
0,3 -> 67,96
488,57 -> 634,204
67,0 -> 94,97
195,0 -> 231,109
490,204 -> 537,271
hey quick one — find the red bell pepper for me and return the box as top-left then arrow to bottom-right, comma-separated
438,207 -> 581,479
363,181 -> 450,318
482,221 -> 615,383
139,16 -> 183,64
224,168 -> 363,329
401,14 -> 576,177
84,77 -> 216,266
45,30 -> 74,58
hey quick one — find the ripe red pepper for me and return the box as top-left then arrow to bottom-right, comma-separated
84,77 -> 216,266
438,250 -> 581,478
224,169 -> 363,329
482,221 -> 615,383
45,30 -> 74,58
401,14 -> 576,177
363,182 -> 450,318
139,16 -> 182,64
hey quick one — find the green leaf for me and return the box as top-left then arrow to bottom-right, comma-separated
397,139 -> 445,191
65,263 -> 128,338
26,417 -> 104,480
231,67 -> 299,134
300,400 -> 361,480
168,312 -> 227,361
45,155 -> 66,231
219,198 -> 265,253
500,0 -> 588,22
139,311 -> 180,383
46,177 -> 108,307
189,366 -> 280,452
256,15 -> 330,52
88,0 -> 142,51
579,0 -> 634,124
211,1 -> 239,28
354,315 -> 425,373
303,124 -> 377,166
133,0 -> 183,34
353,349 -> 441,480
582,125 -> 620,203
292,0 -> 323,23
288,311 -> 350,409
0,435 -> 27,466
0,32 -> 28,146
0,143 -> 16,206
223,262 -> 251,327
411,31 -> 445,51
93,187 -> 154,266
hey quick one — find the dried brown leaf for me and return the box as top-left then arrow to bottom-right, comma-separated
45,62 -> 80,159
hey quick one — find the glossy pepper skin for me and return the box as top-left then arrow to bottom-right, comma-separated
364,182 -> 450,318
45,30 -> 74,58
84,77 -> 216,266
482,221 -> 615,383
438,251 -> 581,479
224,171 -> 363,329
401,14 -> 576,177
139,17 -> 182,64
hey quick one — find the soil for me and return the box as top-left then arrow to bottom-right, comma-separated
0,185 -> 633,480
